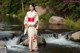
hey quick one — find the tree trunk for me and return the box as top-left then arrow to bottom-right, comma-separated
21,0 -> 24,13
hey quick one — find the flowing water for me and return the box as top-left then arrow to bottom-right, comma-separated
1,33 -> 80,53
0,16 -> 80,53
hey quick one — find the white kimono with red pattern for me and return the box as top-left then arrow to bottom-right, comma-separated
24,10 -> 39,50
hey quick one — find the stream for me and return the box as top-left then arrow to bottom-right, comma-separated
0,16 -> 80,53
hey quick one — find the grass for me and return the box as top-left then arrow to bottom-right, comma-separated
64,18 -> 80,30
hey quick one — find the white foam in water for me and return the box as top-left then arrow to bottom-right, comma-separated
5,37 -> 26,51
4,33 -> 80,51
45,34 -> 80,47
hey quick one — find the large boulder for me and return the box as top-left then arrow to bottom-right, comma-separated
21,36 -> 46,46
35,6 -> 46,16
49,16 -> 65,25
70,31 -> 80,41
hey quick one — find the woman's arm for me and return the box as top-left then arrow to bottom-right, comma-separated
33,13 -> 39,28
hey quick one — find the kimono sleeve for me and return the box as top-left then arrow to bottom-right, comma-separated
33,13 -> 39,29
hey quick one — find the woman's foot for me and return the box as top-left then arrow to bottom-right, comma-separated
30,49 -> 34,52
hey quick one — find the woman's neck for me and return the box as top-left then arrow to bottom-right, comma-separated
31,10 -> 34,12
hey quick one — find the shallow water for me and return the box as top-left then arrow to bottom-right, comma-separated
1,33 -> 79,53
0,21 -> 80,53
1,35 -> 80,53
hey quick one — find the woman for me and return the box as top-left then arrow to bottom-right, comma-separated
24,3 -> 39,51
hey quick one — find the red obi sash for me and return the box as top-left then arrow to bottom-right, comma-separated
28,18 -> 35,22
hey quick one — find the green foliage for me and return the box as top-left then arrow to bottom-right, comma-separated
3,15 -> 22,25
18,11 -> 25,20
39,12 -> 53,22
75,20 -> 80,29
17,6 -> 29,21
1,0 -> 80,29
1,0 -> 80,19
65,18 -> 75,28
29,0 -> 48,8
54,2 -> 80,18
65,17 -> 80,30
28,0 -> 80,20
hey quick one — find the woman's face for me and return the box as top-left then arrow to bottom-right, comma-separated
29,5 -> 34,11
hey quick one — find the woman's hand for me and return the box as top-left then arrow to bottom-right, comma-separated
24,24 -> 27,26
24,24 -> 35,27
24,24 -> 29,28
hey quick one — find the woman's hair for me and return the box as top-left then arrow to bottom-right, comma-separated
29,3 -> 36,11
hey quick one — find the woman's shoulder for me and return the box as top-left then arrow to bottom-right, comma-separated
33,11 -> 38,15
27,11 -> 30,14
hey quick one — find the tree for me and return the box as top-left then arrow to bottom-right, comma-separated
21,0 -> 24,13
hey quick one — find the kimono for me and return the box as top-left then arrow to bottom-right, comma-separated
24,10 -> 39,51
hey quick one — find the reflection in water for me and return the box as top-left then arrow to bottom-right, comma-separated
49,24 -> 65,29
39,22 -> 66,29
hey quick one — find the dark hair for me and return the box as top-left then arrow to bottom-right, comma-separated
29,3 -> 36,11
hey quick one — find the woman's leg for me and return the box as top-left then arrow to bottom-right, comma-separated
28,27 -> 38,51
32,28 -> 38,51
28,27 -> 34,50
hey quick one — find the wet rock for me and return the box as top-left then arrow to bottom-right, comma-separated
49,16 -> 65,25
0,41 -> 6,48
21,36 -> 46,46
70,31 -> 80,41
37,36 -> 46,45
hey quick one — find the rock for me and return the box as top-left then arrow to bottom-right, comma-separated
0,41 -> 6,48
12,14 -> 18,18
49,16 -> 65,25
6,14 -> 10,16
70,31 -> 80,41
37,36 -> 46,45
35,6 -> 46,16
21,36 -> 46,46
20,38 -> 28,45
